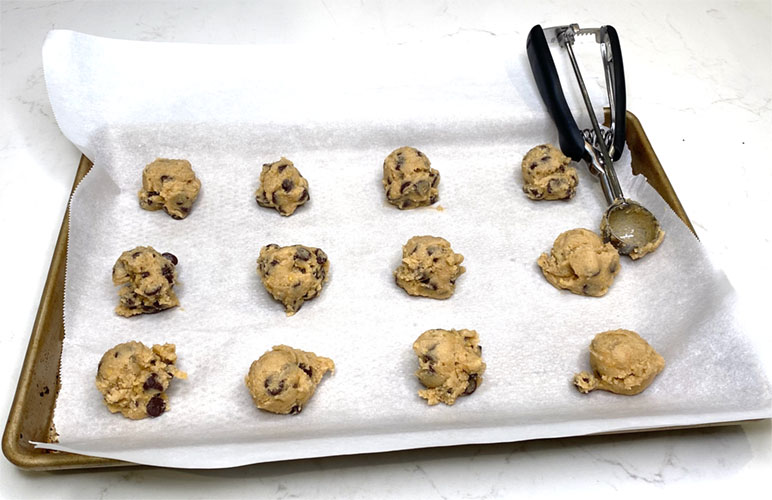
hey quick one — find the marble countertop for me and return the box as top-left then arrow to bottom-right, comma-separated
1,0 -> 770,497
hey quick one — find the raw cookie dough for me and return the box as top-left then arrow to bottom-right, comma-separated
95,341 -> 187,419
537,228 -> 620,297
413,329 -> 486,406
255,157 -> 310,216
521,144 -> 578,200
112,246 -> 180,317
573,329 -> 665,395
394,236 -> 465,299
382,146 -> 440,209
256,244 -> 329,315
138,158 -> 201,219
245,345 -> 335,415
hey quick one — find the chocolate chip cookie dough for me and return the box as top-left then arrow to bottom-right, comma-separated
537,228 -> 620,297
413,329 -> 485,406
95,341 -> 187,419
245,345 -> 335,415
382,146 -> 440,209
257,244 -> 330,315
521,144 -> 578,200
138,158 -> 201,219
112,246 -> 180,317
394,236 -> 465,299
255,157 -> 310,216
573,329 -> 665,395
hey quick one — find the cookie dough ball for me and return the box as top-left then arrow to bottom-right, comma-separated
413,329 -> 485,406
257,244 -> 329,315
255,157 -> 310,216
394,236 -> 465,299
95,341 -> 187,419
112,246 -> 180,317
138,158 -> 201,219
382,146 -> 440,209
573,329 -> 665,395
245,345 -> 335,415
521,144 -> 578,200
537,228 -> 620,297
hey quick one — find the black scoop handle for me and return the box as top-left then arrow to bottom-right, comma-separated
603,25 -> 626,161
526,25 -> 586,162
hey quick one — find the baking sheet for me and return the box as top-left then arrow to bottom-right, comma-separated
36,30 -> 771,468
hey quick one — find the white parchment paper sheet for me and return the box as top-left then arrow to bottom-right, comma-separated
37,30 -> 770,468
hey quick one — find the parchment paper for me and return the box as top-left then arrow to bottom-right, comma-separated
37,30 -> 771,468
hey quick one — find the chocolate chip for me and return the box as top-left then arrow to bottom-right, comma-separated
180,207 -> 190,214
298,267 -> 307,274
272,193 -> 279,205
298,363 -> 313,378
162,266 -> 174,284
132,252 -> 141,258
264,378 -> 285,396
289,405 -> 301,415
399,182 -> 411,194
464,374 -> 479,395
266,244 -> 279,250
160,175 -> 169,182
282,179 -> 294,192
429,195 -> 438,204
295,247 -> 311,261
299,189 -> 309,202
415,150 -> 423,157
419,275 -> 431,284
530,162 -> 538,169
277,164 -> 287,173
143,373 -> 164,392
558,165 -> 565,172
145,286 -> 161,296
160,252 -> 178,265
114,352 -> 119,358
141,271 -> 150,278
541,156 -> 550,161
316,250 -> 327,265
401,199 -> 412,208
293,282 -> 301,288
146,191 -> 159,197
431,175 -> 439,188
394,164 -> 401,171
146,395 -> 165,417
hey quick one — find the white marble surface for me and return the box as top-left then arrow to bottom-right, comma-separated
1,0 -> 770,497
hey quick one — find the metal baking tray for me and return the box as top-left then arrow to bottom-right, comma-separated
2,111 -> 697,470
